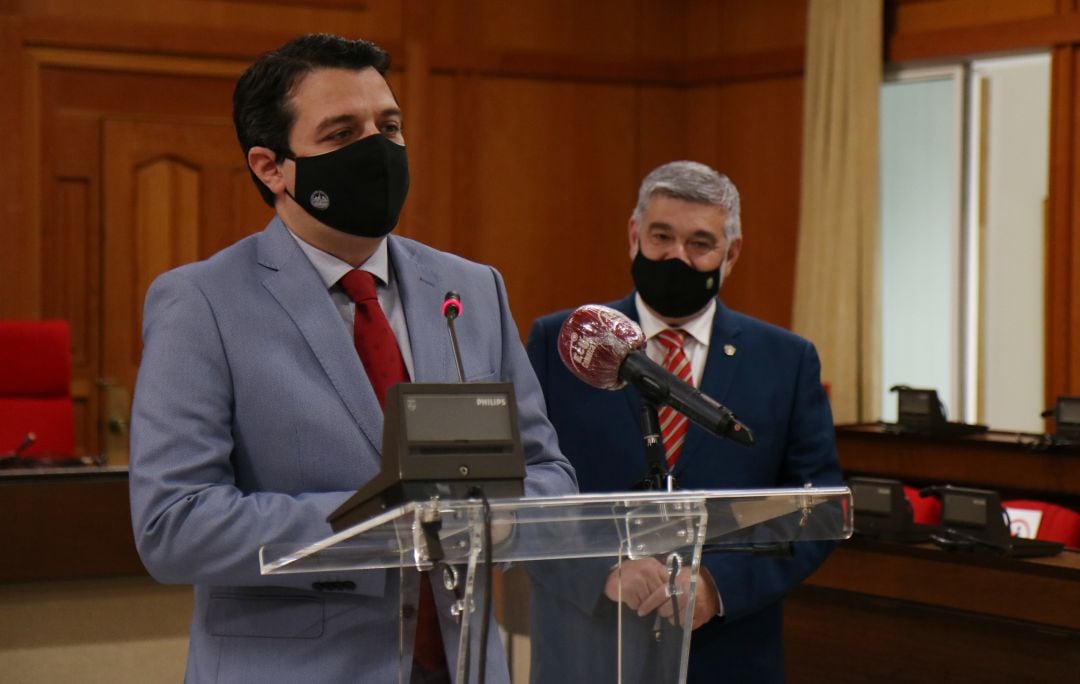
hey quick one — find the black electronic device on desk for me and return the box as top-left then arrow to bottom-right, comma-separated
925,485 -> 1064,558
885,385 -> 988,437
849,476 -> 936,543
1052,395 -> 1080,443
327,382 -> 526,532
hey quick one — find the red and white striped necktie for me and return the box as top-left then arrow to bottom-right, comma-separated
655,328 -> 693,467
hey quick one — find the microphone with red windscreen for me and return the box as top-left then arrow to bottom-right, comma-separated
558,305 -> 754,446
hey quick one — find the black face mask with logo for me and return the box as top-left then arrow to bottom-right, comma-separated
285,135 -> 409,238
631,250 -> 722,319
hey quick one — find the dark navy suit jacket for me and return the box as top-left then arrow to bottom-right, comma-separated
526,293 -> 842,683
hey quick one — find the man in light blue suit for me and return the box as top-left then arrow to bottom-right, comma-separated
129,34 -> 576,683
527,162 -> 841,683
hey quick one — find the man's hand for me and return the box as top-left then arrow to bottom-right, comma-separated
604,559 -> 722,630
604,557 -> 670,611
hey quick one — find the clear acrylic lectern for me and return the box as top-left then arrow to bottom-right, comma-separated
261,487 -> 851,684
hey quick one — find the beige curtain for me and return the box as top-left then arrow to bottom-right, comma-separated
792,0 -> 882,425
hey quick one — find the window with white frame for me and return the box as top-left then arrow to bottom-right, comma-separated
879,53 -> 1049,433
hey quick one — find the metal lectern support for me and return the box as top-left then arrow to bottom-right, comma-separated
454,505 -> 484,684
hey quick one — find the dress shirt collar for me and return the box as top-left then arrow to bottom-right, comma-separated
286,231 -> 391,289
634,293 -> 716,348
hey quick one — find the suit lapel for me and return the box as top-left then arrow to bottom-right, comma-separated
389,237 -> 457,383
673,301 -> 743,475
256,218 -> 384,454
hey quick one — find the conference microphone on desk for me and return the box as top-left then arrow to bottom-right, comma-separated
0,433 -> 38,466
557,304 -> 754,446
12,432 -> 36,456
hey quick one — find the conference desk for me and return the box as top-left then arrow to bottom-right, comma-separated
785,538 -> 1079,682
782,424 -> 1080,683
835,422 -> 1080,503
0,465 -> 143,582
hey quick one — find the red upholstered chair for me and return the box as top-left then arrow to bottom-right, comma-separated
1003,500 -> 1080,549
903,485 -> 942,525
0,320 -> 75,458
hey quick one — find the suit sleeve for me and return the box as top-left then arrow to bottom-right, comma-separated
489,268 -> 578,498
129,270 -> 381,593
700,340 -> 841,622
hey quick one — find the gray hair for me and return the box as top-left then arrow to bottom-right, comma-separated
631,161 -> 741,240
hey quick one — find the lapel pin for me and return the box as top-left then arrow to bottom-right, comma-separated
723,344 -> 736,357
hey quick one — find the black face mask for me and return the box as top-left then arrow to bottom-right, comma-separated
631,250 -> 722,319
286,135 -> 409,238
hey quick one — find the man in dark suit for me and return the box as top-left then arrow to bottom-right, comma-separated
128,34 -> 576,683
526,161 -> 841,683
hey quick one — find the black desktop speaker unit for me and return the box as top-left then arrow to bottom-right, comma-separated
327,382 -> 526,532
1054,395 -> 1080,442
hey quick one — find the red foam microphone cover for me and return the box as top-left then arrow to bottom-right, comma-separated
557,305 -> 646,390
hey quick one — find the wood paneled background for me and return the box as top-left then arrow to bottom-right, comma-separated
1,0 -> 1079,461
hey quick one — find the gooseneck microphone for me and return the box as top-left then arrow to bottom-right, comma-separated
442,291 -> 467,382
13,432 -> 37,456
557,304 -> 754,446
0,432 -> 37,468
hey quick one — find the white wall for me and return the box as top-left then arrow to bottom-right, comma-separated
975,54 -> 1049,433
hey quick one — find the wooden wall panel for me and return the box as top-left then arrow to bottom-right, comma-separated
421,0 -> 685,63
43,111 -> 102,456
456,0 -> 640,58
1047,46 -> 1076,407
135,160 -> 202,297
686,77 -> 804,330
2,15 -> 37,320
887,0 -> 1080,62
1070,47 -> 1080,394
456,77 -> 643,335
49,179 -> 96,454
636,85 -> 690,176
686,0 -> 808,58
18,0 -> 402,58
893,0 -> 1058,35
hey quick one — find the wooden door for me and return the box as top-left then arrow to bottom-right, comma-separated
101,118 -> 272,463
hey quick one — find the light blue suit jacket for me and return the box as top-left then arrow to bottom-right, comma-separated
129,217 -> 576,683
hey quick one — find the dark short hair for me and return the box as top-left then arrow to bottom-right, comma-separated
233,33 -> 392,206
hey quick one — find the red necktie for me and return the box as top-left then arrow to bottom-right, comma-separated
339,270 -> 448,681
339,269 -> 410,406
655,329 -> 692,468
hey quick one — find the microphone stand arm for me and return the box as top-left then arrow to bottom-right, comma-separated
636,401 -> 674,491
445,314 -> 467,383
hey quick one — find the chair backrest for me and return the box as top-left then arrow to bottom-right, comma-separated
0,320 -> 75,457
1003,499 -> 1080,548
903,485 -> 942,525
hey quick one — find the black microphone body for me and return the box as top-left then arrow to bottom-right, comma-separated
558,304 -> 755,446
619,351 -> 754,446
